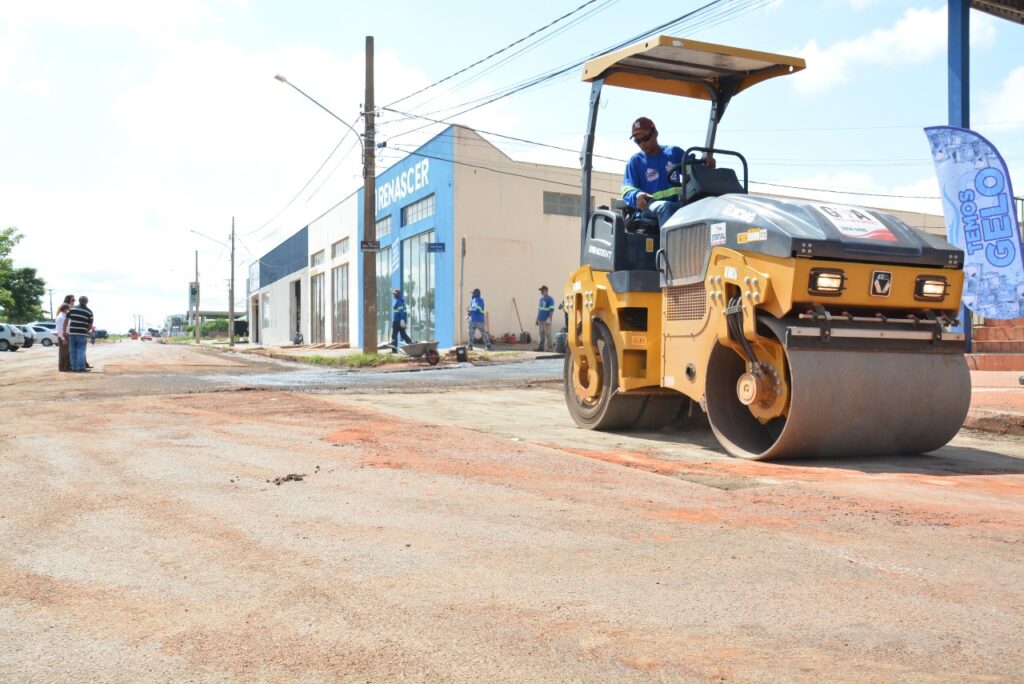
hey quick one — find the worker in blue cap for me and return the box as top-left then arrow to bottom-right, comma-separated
467,288 -> 492,351
391,288 -> 412,350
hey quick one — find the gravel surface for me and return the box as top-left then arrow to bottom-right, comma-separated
2,342 -> 1023,682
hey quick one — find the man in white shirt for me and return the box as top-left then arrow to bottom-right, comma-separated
54,294 -> 74,372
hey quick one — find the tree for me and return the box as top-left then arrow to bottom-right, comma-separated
3,266 -> 46,322
0,227 -> 22,319
0,228 -> 45,322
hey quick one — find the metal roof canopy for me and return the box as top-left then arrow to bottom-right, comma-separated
577,37 -> 805,255
972,0 -> 1024,23
582,35 -> 805,102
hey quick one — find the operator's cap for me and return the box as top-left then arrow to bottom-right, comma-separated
472,288 -> 480,295
393,288 -> 400,295
630,116 -> 656,139
539,285 -> 548,291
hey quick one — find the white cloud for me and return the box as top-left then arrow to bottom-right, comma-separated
1,1 -> 215,47
0,31 -> 47,97
3,26 -> 521,330
792,6 -> 997,94
980,65 -> 1024,132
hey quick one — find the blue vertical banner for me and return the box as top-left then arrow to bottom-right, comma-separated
924,126 -> 1024,320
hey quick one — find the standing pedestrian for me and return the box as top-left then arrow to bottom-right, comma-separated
77,296 -> 94,368
391,288 -> 412,351
466,288 -> 492,351
535,285 -> 556,352
54,301 -> 72,372
67,296 -> 94,373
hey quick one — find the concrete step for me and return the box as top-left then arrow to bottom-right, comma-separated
976,317 -> 1024,328
973,340 -> 1024,353
973,325 -> 1024,341
966,353 -> 1024,371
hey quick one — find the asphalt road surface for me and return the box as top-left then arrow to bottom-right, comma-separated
2,342 -> 1023,682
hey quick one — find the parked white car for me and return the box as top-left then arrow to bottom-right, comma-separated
0,323 -> 26,351
31,325 -> 59,347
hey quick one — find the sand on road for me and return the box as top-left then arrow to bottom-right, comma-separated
2,342 -> 1023,682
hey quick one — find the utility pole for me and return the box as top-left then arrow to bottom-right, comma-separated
194,250 -> 201,345
229,217 -> 236,348
47,289 -> 54,319
361,35 -> 377,354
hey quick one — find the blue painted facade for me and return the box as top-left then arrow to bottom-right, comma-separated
251,226 -> 308,291
357,128 -> 457,345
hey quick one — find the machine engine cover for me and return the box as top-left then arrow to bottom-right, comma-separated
661,194 -> 963,271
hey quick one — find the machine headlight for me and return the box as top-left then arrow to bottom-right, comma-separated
808,268 -> 846,296
915,275 -> 949,301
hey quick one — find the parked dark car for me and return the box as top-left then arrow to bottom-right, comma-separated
16,325 -> 35,348
94,329 -> 108,339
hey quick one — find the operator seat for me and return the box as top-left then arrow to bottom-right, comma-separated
611,199 -> 659,234
682,163 -> 745,204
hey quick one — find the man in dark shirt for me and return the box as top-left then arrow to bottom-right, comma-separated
67,296 -> 94,372
391,288 -> 412,350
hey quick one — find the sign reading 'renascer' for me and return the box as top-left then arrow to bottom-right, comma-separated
376,159 -> 430,213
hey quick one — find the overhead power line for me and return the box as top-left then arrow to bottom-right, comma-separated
382,0 -> 766,143
384,0 -> 611,109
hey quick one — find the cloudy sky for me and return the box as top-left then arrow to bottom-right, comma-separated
1,0 -> 1021,331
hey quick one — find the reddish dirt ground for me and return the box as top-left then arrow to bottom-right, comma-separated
1,342 -> 1023,682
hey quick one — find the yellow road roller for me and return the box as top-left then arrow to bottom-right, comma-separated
564,36 -> 971,460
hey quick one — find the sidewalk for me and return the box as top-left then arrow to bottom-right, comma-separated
964,370 -> 1024,436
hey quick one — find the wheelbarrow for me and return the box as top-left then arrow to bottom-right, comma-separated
396,340 -> 441,366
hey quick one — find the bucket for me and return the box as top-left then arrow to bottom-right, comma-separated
455,345 -> 468,362
555,331 -> 567,354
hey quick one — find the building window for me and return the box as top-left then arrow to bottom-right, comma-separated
401,194 -> 435,226
332,263 -> 349,345
331,238 -> 349,260
310,250 -> 324,267
543,191 -> 592,217
401,230 -> 436,342
375,246 -> 391,344
376,216 -> 392,238
261,292 -> 271,329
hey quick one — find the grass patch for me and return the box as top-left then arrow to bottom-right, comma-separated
472,351 -> 519,362
301,353 -> 393,368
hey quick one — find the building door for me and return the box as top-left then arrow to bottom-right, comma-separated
291,280 -> 301,340
310,273 -> 325,344
250,295 -> 260,344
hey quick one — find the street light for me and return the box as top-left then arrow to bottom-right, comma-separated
274,74 -> 365,146
274,43 -> 377,355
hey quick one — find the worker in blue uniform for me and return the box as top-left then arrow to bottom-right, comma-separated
467,287 -> 492,351
535,285 -> 556,352
621,116 -> 686,227
391,288 -> 412,350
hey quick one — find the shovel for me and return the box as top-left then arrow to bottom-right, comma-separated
512,297 -> 531,344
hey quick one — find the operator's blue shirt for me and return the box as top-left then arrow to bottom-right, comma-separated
537,294 -> 556,322
392,295 -> 407,323
621,145 -> 685,208
469,295 -> 486,323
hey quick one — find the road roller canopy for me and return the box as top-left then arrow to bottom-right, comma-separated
581,35 -> 805,101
